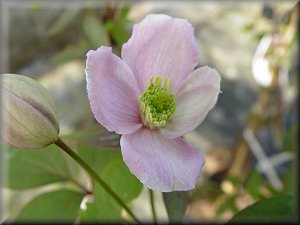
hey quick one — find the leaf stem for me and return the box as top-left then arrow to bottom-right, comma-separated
54,137 -> 141,224
149,189 -> 157,224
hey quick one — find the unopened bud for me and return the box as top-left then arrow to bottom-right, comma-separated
1,74 -> 60,149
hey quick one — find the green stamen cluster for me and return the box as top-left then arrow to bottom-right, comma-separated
139,76 -> 176,129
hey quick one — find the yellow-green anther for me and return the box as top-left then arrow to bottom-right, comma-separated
155,76 -> 162,86
164,77 -> 171,92
139,76 -> 176,129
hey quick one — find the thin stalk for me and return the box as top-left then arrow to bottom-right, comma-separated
149,189 -> 157,224
54,137 -> 141,224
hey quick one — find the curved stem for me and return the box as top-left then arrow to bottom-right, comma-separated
54,137 -> 141,224
149,189 -> 157,224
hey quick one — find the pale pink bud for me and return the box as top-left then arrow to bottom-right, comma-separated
1,74 -> 60,149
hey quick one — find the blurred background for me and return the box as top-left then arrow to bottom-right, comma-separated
1,0 -> 298,223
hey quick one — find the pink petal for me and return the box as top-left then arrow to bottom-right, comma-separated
86,46 -> 142,135
120,128 -> 205,192
161,66 -> 221,138
122,14 -> 200,93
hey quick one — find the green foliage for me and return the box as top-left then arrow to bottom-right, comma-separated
5,134 -> 142,222
246,170 -> 264,199
83,13 -> 110,48
282,162 -> 297,196
15,189 -> 83,222
191,180 -> 223,202
283,123 -> 298,152
47,9 -> 81,36
79,154 -> 143,222
49,9 -> 111,64
216,195 -> 238,217
77,144 -> 120,176
52,38 -> 89,64
4,145 -> 79,189
101,158 -> 143,202
50,5 -> 132,64
163,191 -> 189,222
61,124 -> 106,142
105,5 -> 131,50
119,5 -> 130,21
229,195 -> 296,223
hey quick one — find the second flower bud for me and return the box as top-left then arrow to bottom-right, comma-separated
2,74 -> 60,149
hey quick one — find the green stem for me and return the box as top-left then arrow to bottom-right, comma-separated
55,137 -> 141,224
149,189 -> 157,224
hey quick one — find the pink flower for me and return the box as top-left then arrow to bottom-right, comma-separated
86,14 -> 221,192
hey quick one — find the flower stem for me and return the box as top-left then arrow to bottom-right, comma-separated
54,137 -> 141,224
149,189 -> 157,224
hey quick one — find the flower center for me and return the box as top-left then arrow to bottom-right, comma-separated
139,76 -> 176,129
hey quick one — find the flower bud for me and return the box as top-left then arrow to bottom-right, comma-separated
1,74 -> 60,149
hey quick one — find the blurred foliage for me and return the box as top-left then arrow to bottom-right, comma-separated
216,195 -> 238,218
15,190 -> 83,222
4,145 -> 79,190
104,5 -> 131,53
4,117 -> 142,223
283,123 -> 298,153
48,4 -> 131,65
245,170 -> 264,199
83,13 -> 110,48
4,124 -> 142,222
222,3 -> 298,220
190,3 -> 298,221
229,195 -> 295,223
47,9 -> 82,37
80,156 -> 142,222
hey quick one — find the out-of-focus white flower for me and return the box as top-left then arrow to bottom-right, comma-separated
252,35 -> 273,87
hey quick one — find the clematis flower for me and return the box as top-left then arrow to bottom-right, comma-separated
86,14 -> 221,192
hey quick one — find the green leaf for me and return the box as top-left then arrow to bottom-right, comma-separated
61,124 -> 120,148
283,162 -> 297,195
163,191 -> 189,222
229,195 -> 296,223
52,38 -> 89,64
107,21 -> 129,46
77,144 -> 120,174
119,5 -> 130,20
216,195 -> 238,217
83,13 -> 110,48
61,125 -> 105,142
47,9 -> 81,36
4,144 -> 79,189
15,189 -> 83,222
80,155 -> 142,222
104,4 -> 130,49
283,123 -> 298,152
246,170 -> 263,199
100,157 -> 142,202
